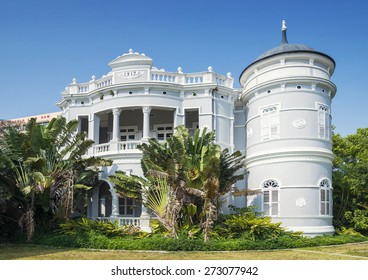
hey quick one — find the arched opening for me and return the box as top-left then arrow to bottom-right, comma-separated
98,181 -> 112,217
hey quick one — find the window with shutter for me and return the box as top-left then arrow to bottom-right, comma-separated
319,179 -> 332,215
262,179 -> 280,216
317,104 -> 331,140
260,105 -> 280,141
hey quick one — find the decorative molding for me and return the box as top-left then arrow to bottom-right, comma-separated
293,118 -> 307,129
116,70 -> 146,81
246,136 -> 333,150
296,197 -> 307,208
242,76 -> 336,103
142,106 -> 151,113
245,148 -> 335,168
112,108 -> 122,115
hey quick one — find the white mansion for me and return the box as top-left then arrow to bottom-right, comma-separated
14,22 -> 337,236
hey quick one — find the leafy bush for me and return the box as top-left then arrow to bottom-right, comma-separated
58,218 -> 146,238
336,226 -> 364,237
214,207 -> 299,241
36,231 -> 368,251
342,210 -> 368,235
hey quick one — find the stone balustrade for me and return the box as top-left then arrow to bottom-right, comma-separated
63,68 -> 233,95
96,217 -> 141,227
119,140 -> 141,151
93,140 -> 141,155
93,143 -> 110,154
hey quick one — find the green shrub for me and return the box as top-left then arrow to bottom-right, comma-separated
58,218 -> 146,238
34,230 -> 368,252
336,226 -> 364,237
214,207 -> 297,241
343,210 -> 368,235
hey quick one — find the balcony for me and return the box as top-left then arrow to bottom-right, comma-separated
95,217 -> 141,227
93,140 -> 142,156
62,67 -> 234,96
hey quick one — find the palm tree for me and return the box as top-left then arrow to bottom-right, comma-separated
114,125 -> 245,241
0,117 -> 111,241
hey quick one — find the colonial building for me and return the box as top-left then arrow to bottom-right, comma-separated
55,21 -> 336,236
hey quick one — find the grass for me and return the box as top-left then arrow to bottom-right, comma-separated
1,242 -> 368,260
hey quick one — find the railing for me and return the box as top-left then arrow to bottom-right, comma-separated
151,71 -> 177,83
119,140 -> 141,151
215,74 -> 227,86
185,74 -> 204,84
96,217 -> 141,227
97,76 -> 113,88
92,140 -> 142,155
118,217 -> 141,227
78,83 -> 89,93
94,143 -> 110,154
63,69 -> 233,95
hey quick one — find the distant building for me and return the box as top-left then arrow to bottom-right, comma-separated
0,112 -> 61,131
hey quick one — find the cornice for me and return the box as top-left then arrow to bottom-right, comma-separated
245,148 -> 334,168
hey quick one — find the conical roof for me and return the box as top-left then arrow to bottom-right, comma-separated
240,20 -> 335,85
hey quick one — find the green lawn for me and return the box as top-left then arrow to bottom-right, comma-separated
1,242 -> 368,260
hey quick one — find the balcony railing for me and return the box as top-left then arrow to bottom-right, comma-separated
63,68 -> 234,95
93,143 -> 110,154
96,217 -> 141,227
93,140 -> 141,155
119,140 -> 141,151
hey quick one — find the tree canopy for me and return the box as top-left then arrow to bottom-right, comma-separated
332,128 -> 368,233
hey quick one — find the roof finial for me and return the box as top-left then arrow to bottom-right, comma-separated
282,20 -> 287,31
281,19 -> 288,44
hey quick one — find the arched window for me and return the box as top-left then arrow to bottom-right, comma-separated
320,179 -> 332,215
262,179 -> 280,216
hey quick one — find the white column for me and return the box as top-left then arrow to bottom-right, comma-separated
100,197 -> 106,217
173,108 -> 184,128
93,114 -> 100,144
112,108 -> 121,141
88,113 -> 100,143
88,113 -> 100,156
140,187 -> 152,233
230,117 -> 234,153
142,106 -> 151,140
111,190 -> 120,217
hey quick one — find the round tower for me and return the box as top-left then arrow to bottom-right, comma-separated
239,21 -> 336,236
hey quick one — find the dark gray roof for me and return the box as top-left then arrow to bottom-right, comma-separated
239,24 -> 335,85
256,43 -> 315,60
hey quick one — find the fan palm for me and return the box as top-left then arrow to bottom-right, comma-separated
132,125 -> 245,241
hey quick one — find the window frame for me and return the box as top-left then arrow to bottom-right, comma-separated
154,123 -> 173,141
316,103 -> 331,140
118,197 -> 135,216
261,179 -> 280,217
119,125 -> 138,141
319,178 -> 332,216
259,104 -> 281,141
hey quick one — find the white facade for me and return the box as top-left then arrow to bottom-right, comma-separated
57,23 -> 336,236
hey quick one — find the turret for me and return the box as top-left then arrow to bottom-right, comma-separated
239,21 -> 336,236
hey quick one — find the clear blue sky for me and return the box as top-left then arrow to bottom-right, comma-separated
0,0 -> 367,136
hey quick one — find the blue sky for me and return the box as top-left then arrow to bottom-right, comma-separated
0,0 -> 367,136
